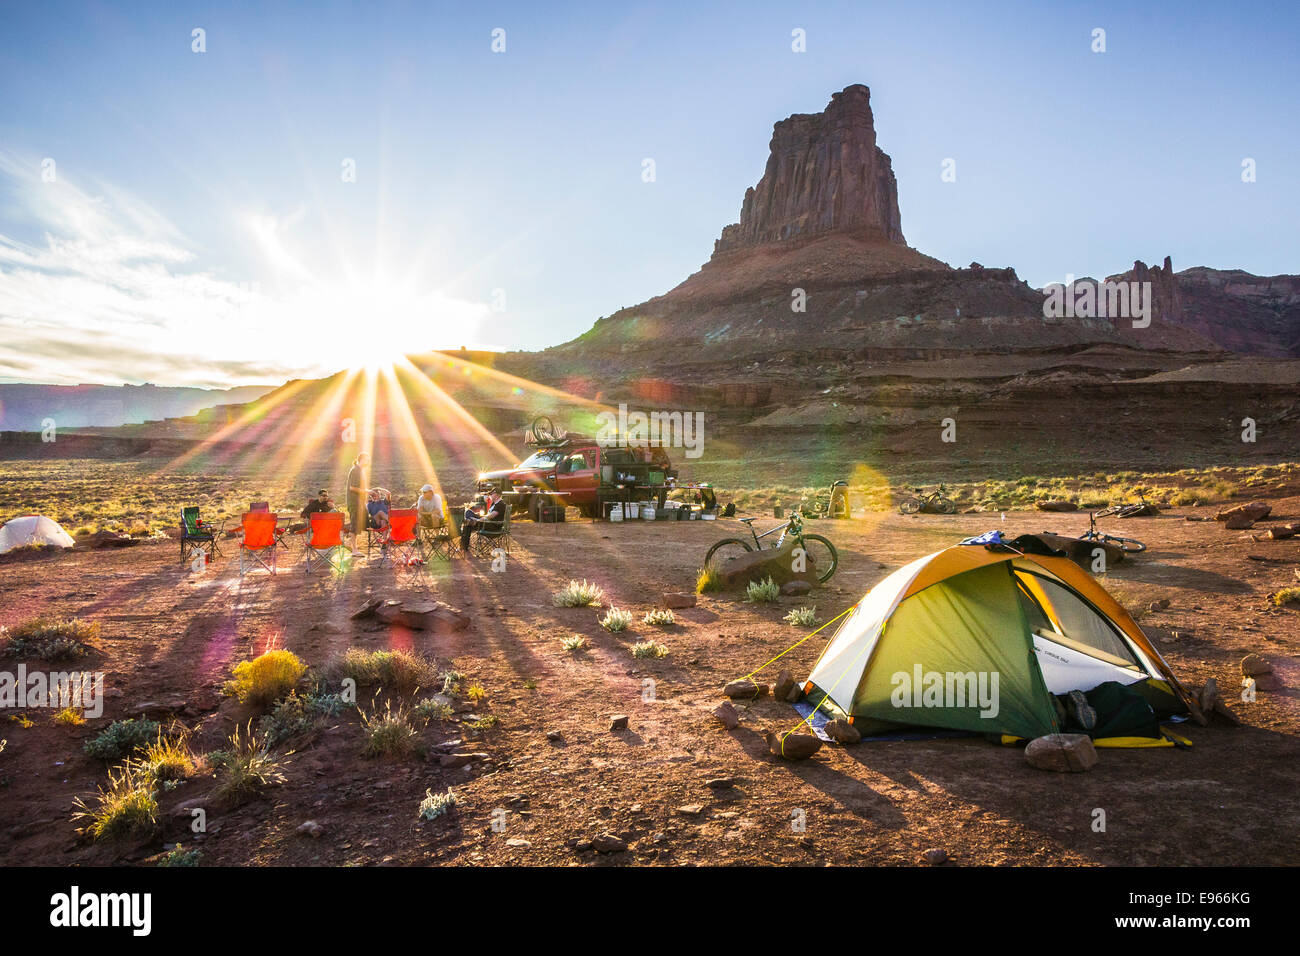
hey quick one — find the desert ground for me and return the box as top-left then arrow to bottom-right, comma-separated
2,486 -> 1297,867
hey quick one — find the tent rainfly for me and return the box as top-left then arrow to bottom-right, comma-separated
804,545 -> 1190,742
0,515 -> 75,554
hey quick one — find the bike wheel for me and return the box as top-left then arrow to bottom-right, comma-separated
799,534 -> 839,583
937,497 -> 957,515
1106,535 -> 1146,554
705,538 -> 753,571
899,497 -> 922,515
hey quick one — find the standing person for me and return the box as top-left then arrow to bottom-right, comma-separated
414,483 -> 444,530
347,452 -> 369,555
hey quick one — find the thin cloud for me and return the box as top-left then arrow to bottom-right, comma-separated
0,151 -> 490,387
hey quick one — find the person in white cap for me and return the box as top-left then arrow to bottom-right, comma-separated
414,483 -> 444,530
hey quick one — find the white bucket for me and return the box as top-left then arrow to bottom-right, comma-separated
626,503 -> 640,520
642,506 -> 656,521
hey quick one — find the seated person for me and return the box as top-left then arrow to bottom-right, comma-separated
460,489 -> 507,554
366,488 -> 391,532
414,483 -> 444,530
301,489 -> 335,519
285,489 -> 335,532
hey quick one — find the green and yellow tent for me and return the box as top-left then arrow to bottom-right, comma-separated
804,545 -> 1191,744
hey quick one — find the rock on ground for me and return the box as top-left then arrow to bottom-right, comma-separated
1025,733 -> 1099,773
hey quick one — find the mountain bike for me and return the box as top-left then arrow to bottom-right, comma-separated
704,512 -> 839,583
898,484 -> 956,515
1071,511 -> 1146,554
1096,495 -> 1157,519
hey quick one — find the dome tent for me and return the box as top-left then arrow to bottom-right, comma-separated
803,545 -> 1190,743
0,515 -> 75,554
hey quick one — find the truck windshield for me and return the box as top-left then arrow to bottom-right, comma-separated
519,450 -> 564,468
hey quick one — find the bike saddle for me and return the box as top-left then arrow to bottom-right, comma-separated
738,517 -> 757,524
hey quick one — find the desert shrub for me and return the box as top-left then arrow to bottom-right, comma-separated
72,765 -> 158,842
53,707 -> 85,726
784,606 -> 820,627
418,788 -> 457,821
1170,490 -> 1200,506
466,714 -> 499,731
553,579 -> 605,607
131,734 -> 200,789
259,690 -> 344,745
359,699 -> 421,758
466,684 -> 487,702
631,640 -> 669,659
1271,587 -> 1300,607
438,669 -> 464,696
1,617 -> 98,661
224,649 -> 307,707
209,724 -> 286,806
412,697 -> 453,721
696,567 -> 723,594
642,609 -> 675,626
158,845 -> 202,867
600,608 -> 633,632
84,718 -> 161,762
745,577 -> 780,603
326,648 -> 437,694
562,634 -> 587,653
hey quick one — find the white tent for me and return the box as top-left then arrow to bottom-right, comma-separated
0,515 -> 75,554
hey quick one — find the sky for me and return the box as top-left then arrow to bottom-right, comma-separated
1,0 -> 1297,387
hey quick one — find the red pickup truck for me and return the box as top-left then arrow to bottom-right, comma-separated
477,438 -> 676,519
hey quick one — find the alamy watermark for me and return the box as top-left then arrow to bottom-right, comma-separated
595,403 -> 705,459
0,666 -> 104,718
1043,276 -> 1152,328
891,664 -> 1000,718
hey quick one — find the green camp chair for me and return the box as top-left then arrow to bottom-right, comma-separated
180,506 -> 223,566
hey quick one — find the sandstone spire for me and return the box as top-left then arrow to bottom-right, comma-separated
713,84 -> 905,257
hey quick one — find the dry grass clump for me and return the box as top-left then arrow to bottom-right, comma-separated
1,617 -> 98,661
324,648 -> 438,694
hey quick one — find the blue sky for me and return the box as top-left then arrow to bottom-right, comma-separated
1,0 -> 1297,386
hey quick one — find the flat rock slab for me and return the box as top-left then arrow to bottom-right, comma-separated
375,600 -> 469,631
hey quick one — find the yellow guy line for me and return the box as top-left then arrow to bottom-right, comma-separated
737,602 -> 859,684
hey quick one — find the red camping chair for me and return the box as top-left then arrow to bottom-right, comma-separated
379,508 -> 421,567
304,512 -> 346,573
239,512 -> 279,576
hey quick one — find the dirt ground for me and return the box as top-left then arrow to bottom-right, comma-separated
1,500 -> 1298,867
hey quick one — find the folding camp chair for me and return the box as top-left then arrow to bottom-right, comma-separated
239,511 -> 279,576
304,512 -> 346,574
378,508 -> 422,567
419,517 -> 455,560
180,506 -> 223,565
248,501 -> 292,549
470,506 -> 514,558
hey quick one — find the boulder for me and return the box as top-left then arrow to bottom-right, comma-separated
1215,501 -> 1271,523
1035,500 -> 1078,512
1223,513 -> 1257,530
765,730 -> 822,761
716,539 -> 819,591
663,592 -> 697,609
780,580 -> 813,597
591,833 -> 627,854
922,848 -> 948,865
295,820 -> 325,838
824,719 -> 861,744
723,679 -> 767,700
1024,733 -> 1099,773
712,702 -> 740,730
608,714 -> 629,732
1198,677 -> 1219,715
1241,654 -> 1273,677
772,669 -> 797,702
350,597 -> 383,620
